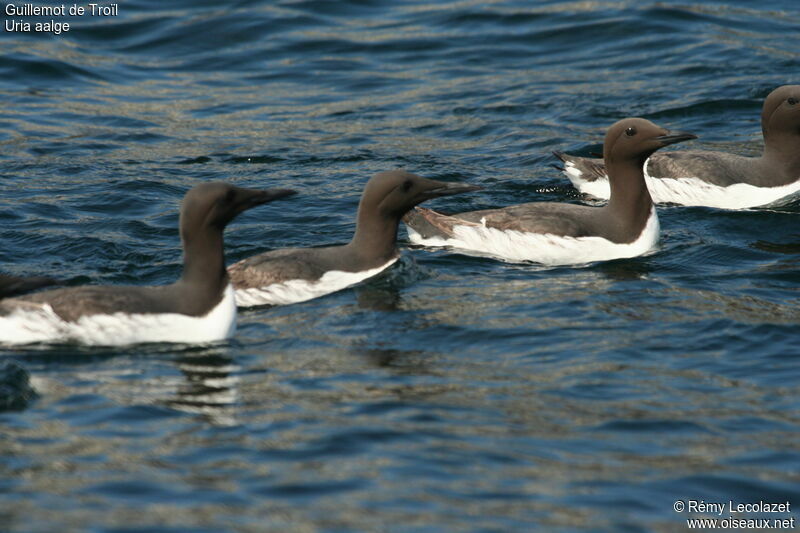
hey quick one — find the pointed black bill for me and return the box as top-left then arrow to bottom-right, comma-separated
236,187 -> 297,212
224,188 -> 298,224
259,188 -> 298,203
656,132 -> 697,147
417,179 -> 483,201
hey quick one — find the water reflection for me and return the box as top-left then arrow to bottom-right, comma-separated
164,350 -> 241,426
354,285 -> 402,311
751,238 -> 800,255
0,343 -> 242,424
592,256 -> 653,281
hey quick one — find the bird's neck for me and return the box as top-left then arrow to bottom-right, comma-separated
179,226 -> 229,306
348,205 -> 400,264
604,155 -> 654,228
762,138 -> 800,181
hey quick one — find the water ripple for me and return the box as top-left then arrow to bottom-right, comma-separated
1,1 -> 798,531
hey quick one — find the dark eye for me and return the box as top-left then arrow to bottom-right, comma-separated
402,180 -> 413,192
788,97 -> 798,106
224,189 -> 236,204
625,127 -> 637,137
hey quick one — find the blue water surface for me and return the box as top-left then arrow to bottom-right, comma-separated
1,1 -> 799,531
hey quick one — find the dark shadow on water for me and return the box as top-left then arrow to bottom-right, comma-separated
354,285 -> 402,311
590,256 -> 654,281
353,253 -> 429,311
0,360 -> 38,411
751,238 -> 800,255
349,343 -> 443,379
2,340 -> 231,366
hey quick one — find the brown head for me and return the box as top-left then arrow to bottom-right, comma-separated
603,117 -> 697,167
358,170 -> 481,220
601,118 -> 696,226
760,85 -> 800,144
179,182 -> 297,243
348,170 -> 480,260
177,181 -> 296,293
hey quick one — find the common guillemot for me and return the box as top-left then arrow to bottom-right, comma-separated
230,170 -> 480,306
556,85 -> 800,208
0,182 -> 296,345
404,118 -> 695,265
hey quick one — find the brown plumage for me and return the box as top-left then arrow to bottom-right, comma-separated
558,85 -> 800,193
229,170 -> 480,304
405,118 -> 696,248
1,183 -> 296,323
0,273 -> 58,299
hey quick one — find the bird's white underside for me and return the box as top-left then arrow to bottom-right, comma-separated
407,208 -> 660,265
234,257 -> 399,307
564,159 -> 800,209
0,284 -> 237,346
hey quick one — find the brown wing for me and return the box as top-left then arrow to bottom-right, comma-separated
647,151 -> 754,186
0,273 -> 59,298
405,207 -> 482,239
464,203 -> 596,237
228,248 -> 332,289
1,285 -> 171,322
554,151 -> 608,181
411,203 -> 597,239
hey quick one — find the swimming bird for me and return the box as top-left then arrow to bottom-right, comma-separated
0,182 -> 296,346
0,273 -> 58,298
556,85 -> 800,208
403,118 -> 696,265
230,170 -> 481,306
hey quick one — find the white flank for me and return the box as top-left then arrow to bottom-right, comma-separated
565,159 -> 800,209
0,284 -> 237,346
234,257 -> 399,307
407,209 -> 659,266
563,160 -> 612,199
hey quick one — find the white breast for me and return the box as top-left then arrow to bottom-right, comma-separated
407,209 -> 659,266
0,284 -> 237,346
565,159 -> 800,209
235,257 -> 399,307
